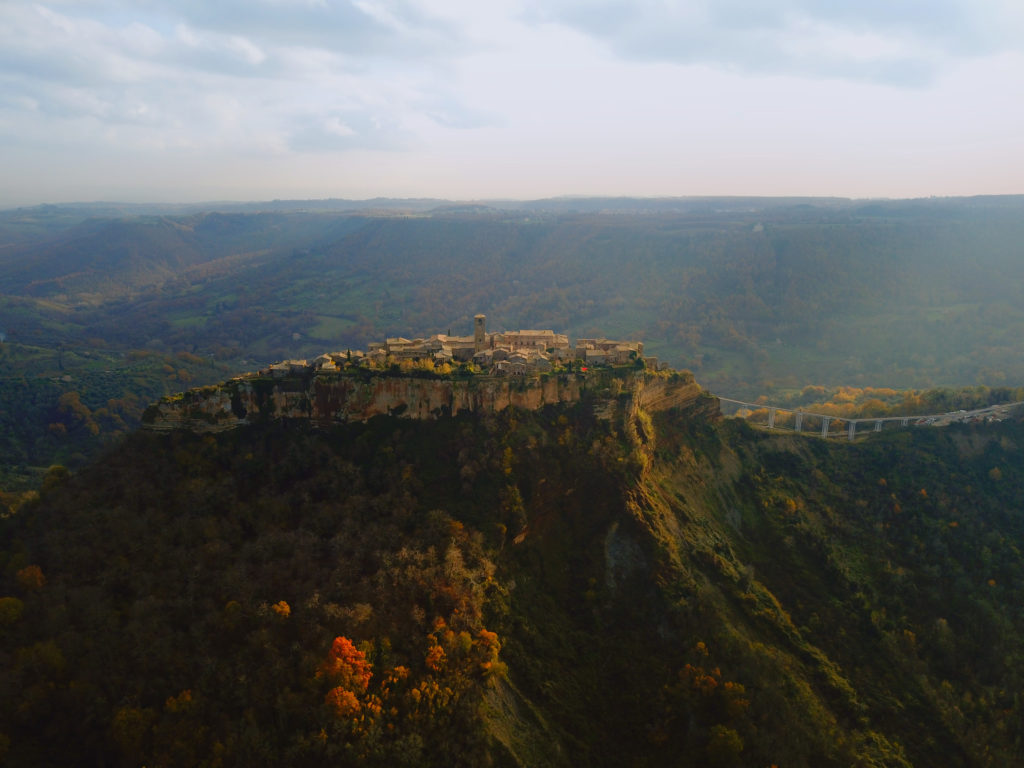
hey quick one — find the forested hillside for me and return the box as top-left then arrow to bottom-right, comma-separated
2,389 -> 1023,766
3,195 -> 1024,488
4,197 -> 1024,388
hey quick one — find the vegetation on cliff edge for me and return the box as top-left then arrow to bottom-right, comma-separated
1,395 -> 1023,766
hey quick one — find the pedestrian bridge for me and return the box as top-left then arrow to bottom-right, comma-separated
716,398 -> 1023,441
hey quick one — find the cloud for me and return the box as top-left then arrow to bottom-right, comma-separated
135,0 -> 459,58
0,1 -> 476,158
288,111 -> 407,152
420,92 -> 496,130
524,0 -> 1024,85
2,0 -> 1022,204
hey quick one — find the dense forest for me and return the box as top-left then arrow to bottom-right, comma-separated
3,195 -> 1024,488
2,387 -> 1024,765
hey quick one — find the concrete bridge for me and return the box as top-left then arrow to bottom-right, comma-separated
717,398 -> 1024,441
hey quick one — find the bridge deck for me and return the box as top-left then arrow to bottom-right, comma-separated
716,397 -> 1023,440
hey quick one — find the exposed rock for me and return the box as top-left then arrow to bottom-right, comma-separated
143,366 -> 713,432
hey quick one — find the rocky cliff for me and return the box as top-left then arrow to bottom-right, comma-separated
143,367 -> 712,431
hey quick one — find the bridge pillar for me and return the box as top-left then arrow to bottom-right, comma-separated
794,412 -> 803,432
821,416 -> 830,437
768,407 -> 776,429
901,418 -> 909,427
874,420 -> 883,432
848,420 -> 857,441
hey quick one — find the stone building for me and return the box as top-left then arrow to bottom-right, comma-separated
327,314 -> 643,376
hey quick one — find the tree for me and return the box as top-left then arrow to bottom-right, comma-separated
706,724 -> 744,766
319,636 -> 372,693
16,565 -> 46,592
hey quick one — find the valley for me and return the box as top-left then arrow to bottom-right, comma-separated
3,195 -> 1024,489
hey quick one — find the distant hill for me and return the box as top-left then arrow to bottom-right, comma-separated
0,212 -> 371,298
4,196 -> 1023,389
3,194 -> 1024,488
3,384 -> 1024,765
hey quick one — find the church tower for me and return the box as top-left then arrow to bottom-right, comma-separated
474,314 -> 486,352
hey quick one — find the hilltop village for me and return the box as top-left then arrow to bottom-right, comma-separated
260,315 -> 657,378
144,315 -> 698,431
148,318 -> 700,431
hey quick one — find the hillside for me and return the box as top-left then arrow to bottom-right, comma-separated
4,197 -> 1024,392
2,379 -> 1023,766
4,195 -> 1024,489
0,212 -> 368,298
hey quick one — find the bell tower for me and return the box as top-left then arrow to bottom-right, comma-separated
474,314 -> 486,352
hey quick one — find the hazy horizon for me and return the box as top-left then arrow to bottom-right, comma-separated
10,192 -> 1024,215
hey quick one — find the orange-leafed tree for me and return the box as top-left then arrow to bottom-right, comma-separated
319,636 -> 372,693
325,687 -> 363,719
318,636 -> 378,732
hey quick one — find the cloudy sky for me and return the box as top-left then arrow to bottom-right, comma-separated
2,0 -> 1022,205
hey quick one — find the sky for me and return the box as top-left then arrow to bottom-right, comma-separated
1,0 -> 1023,206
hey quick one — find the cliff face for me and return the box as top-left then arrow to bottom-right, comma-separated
143,368 -> 712,431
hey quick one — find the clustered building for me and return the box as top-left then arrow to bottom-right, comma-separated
271,314 -> 647,378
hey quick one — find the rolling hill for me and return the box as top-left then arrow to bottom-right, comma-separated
3,194 -> 1024,488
